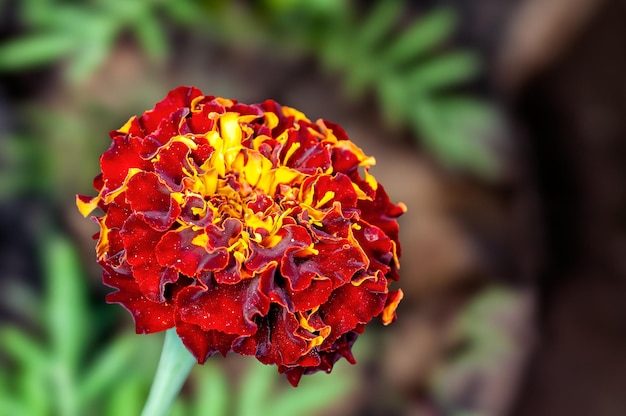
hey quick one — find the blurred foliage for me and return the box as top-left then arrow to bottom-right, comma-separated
249,0 -> 499,175
1,0 -> 498,175
0,232 -> 356,415
432,286 -> 523,416
0,0 -> 176,82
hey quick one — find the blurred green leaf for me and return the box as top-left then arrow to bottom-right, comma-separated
357,1 -> 404,51
378,76 -> 411,128
65,17 -> 117,82
133,12 -> 169,63
384,7 -> 457,65
192,363 -> 230,416
0,327 -> 47,370
162,0 -> 205,24
265,370 -> 354,416
412,100 -> 495,174
0,34 -> 77,70
19,366 -> 50,415
43,233 -> 89,373
407,51 -> 481,93
79,334 -> 138,404
170,398 -> 190,416
106,375 -> 146,416
236,361 -> 275,416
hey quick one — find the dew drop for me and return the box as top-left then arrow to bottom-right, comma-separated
363,228 -> 378,242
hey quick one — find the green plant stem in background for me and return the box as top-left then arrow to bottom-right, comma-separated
141,329 -> 196,416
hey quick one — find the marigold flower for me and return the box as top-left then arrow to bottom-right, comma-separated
77,86 -> 405,386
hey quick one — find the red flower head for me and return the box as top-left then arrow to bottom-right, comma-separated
77,86 -> 405,386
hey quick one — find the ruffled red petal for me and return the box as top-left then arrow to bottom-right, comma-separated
176,277 -> 269,336
120,214 -> 177,301
102,265 -> 176,334
176,320 -> 237,363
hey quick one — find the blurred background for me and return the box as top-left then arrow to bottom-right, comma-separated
1,0 -> 625,415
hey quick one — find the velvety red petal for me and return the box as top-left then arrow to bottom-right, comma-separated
153,141 -> 193,191
288,278 -> 333,311
179,195 -> 214,228
232,305 -> 308,366
319,119 -> 349,141
102,265 -> 175,334
120,214 -> 177,301
155,227 -> 229,278
100,135 -> 152,191
319,276 -> 387,349
353,220 -> 393,275
247,224 -> 311,273
309,173 -> 358,209
139,86 -> 203,133
258,265 -> 293,310
283,129 -> 331,173
206,218 -> 243,249
176,277 -> 269,336
279,366 -> 305,387
176,319 -> 237,363
311,202 -> 355,240
281,237 -> 367,291
140,108 -> 189,159
125,171 -> 181,231
358,184 -> 404,255
103,194 -> 132,228
213,254 -> 244,284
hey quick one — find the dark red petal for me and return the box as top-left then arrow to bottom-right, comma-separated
281,238 -> 367,291
125,171 -> 181,231
246,193 -> 274,214
232,305 -> 308,366
357,184 -> 404,256
353,221 -> 393,275
140,86 -> 203,133
140,108 -> 189,159
284,130 -> 331,174
213,254 -> 243,284
103,228 -> 125,268
104,194 -> 132,228
310,173 -> 358,209
205,218 -> 241,247
102,265 -> 175,334
179,195 -> 213,228
311,202 -> 355,240
314,330 -> 359,370
247,224 -> 311,273
278,328 -> 361,386
230,103 -> 263,117
155,227 -> 229,277
190,142 -> 214,168
120,214 -> 177,301
258,265 -> 293,310
100,135 -> 152,191
288,278 -> 333,311
319,276 -> 387,348
330,145 -> 361,175
279,366 -> 305,387
176,277 -> 269,336
153,141 -> 193,191
186,108 -> 217,134
175,320 -> 237,363
319,119 -> 349,141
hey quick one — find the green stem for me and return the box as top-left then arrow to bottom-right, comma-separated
141,328 -> 196,416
